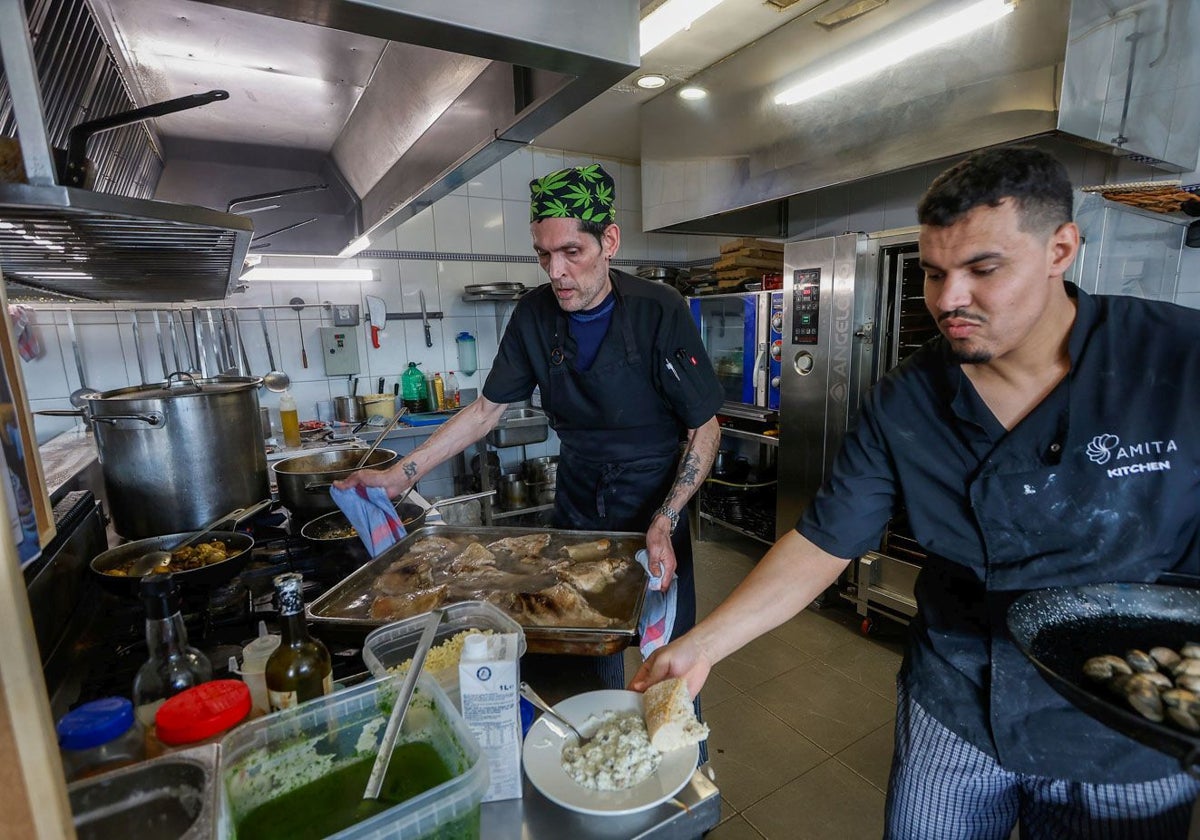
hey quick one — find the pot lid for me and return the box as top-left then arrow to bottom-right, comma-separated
90,374 -> 263,400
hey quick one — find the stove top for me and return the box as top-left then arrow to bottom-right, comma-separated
55,509 -> 373,716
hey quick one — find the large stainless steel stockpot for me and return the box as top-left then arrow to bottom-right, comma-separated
86,373 -> 269,538
272,448 -> 398,523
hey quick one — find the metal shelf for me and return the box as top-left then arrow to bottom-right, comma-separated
491,502 -> 554,520
698,511 -> 774,546
718,427 -> 779,446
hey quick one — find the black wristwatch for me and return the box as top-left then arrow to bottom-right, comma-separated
654,504 -> 680,536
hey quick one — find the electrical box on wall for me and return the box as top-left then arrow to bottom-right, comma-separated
320,327 -> 361,376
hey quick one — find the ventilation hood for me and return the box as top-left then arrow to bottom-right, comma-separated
0,0 -> 637,300
641,0 -> 1200,233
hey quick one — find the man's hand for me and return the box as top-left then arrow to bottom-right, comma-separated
629,632 -> 712,699
332,460 -> 413,498
645,515 -> 677,589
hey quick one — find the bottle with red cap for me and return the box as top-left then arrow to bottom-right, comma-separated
265,572 -> 332,711
154,680 -> 251,753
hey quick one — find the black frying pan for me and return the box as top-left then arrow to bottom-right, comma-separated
90,530 -> 254,598
1007,583 -> 1200,774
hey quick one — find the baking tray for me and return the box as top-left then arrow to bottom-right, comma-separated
307,524 -> 647,655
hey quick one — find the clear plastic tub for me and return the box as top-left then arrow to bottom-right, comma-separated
217,673 -> 487,840
362,601 -> 526,706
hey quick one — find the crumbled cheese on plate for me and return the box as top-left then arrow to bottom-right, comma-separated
561,711 -> 661,791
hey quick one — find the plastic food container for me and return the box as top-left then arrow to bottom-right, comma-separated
56,697 -> 145,781
362,601 -> 525,706
217,672 -> 487,840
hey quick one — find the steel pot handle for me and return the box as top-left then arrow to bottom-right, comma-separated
304,481 -> 333,493
92,411 -> 166,427
165,371 -> 201,390
35,409 -> 86,417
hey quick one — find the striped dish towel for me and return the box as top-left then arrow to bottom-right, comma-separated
329,485 -> 407,557
635,548 -> 677,658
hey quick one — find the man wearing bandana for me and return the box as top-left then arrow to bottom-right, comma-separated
338,164 -> 724,691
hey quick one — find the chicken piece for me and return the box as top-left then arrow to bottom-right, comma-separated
373,559 -> 434,595
486,532 -> 552,556
369,585 -> 448,621
517,554 -> 568,574
559,538 -> 612,562
406,536 -> 460,561
509,582 -> 614,628
555,557 -> 634,593
447,542 -> 496,574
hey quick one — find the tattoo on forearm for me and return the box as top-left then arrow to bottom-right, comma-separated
401,461 -> 418,479
663,434 -> 717,510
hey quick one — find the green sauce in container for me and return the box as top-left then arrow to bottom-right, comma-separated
236,741 -> 453,840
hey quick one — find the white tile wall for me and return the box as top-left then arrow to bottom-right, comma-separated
18,145 -> 733,449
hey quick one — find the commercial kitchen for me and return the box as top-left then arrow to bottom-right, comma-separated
3,0 -> 1200,838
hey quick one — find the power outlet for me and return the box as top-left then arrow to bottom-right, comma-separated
332,304 -> 360,326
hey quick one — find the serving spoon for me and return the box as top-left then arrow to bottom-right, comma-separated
126,501 -> 266,577
520,681 -> 593,747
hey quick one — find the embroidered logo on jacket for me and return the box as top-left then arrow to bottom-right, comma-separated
1086,434 -> 1177,477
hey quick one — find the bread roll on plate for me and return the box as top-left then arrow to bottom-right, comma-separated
642,678 -> 709,752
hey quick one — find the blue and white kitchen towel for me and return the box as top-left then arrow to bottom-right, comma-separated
329,485 -> 407,557
635,548 -> 677,658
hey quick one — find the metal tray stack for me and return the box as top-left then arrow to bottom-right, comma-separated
307,525 -> 647,655
461,282 -> 529,302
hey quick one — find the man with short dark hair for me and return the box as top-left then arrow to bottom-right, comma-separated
634,146 -> 1200,837
340,163 -> 724,689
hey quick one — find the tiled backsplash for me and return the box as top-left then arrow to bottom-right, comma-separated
19,147 -> 728,498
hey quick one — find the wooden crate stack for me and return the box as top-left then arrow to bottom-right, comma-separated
713,238 -> 784,289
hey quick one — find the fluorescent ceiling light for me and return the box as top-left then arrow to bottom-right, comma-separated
636,73 -> 669,89
640,0 -> 726,56
774,0 -> 1014,106
678,86 -> 708,100
337,233 -> 372,259
240,267 -> 377,283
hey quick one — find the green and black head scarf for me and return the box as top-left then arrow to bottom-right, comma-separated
529,164 -> 615,223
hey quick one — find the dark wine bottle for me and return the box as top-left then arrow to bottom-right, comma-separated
265,572 -> 332,711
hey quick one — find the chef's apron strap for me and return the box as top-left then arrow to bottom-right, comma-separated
595,461 -> 627,519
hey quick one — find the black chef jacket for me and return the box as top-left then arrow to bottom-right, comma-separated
799,283 -> 1200,784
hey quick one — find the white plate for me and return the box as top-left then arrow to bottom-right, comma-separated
522,689 -> 697,816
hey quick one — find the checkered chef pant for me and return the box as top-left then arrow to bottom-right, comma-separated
885,685 -> 1200,840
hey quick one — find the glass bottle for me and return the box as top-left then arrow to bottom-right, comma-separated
265,572 -> 332,711
132,574 -> 213,728
445,371 -> 460,408
279,389 -> 301,448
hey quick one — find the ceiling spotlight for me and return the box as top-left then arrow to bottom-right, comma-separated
678,86 -> 708,100
636,74 -> 669,89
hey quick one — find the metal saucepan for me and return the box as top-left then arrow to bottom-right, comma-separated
272,448 -> 398,522
299,490 -> 497,544
90,530 -> 254,598
1007,582 -> 1200,775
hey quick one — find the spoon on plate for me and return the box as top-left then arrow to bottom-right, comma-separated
520,682 -> 593,747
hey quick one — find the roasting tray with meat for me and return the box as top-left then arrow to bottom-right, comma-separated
307,525 -> 648,655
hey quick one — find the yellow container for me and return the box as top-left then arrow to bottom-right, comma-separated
357,394 -> 394,421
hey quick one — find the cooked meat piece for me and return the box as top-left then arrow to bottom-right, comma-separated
406,536 -> 459,560
447,542 -> 496,573
556,557 -> 634,593
486,533 -> 552,556
373,560 -> 434,594
559,538 -> 612,562
369,585 -> 448,620
509,582 -> 614,628
517,554 -> 568,574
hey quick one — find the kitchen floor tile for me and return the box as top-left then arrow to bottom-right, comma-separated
702,695 -> 828,811
710,632 -> 812,691
817,637 -> 904,700
697,671 -> 741,708
767,603 -> 866,658
748,659 -> 896,754
834,719 -> 896,793
742,757 -> 885,840
707,814 -> 767,840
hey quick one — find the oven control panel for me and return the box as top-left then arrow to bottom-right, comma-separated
792,268 -> 821,345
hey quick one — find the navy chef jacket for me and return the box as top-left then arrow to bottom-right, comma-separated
799,283 -> 1200,784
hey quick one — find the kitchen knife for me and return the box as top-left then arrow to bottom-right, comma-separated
366,295 -> 387,348
419,290 -> 432,348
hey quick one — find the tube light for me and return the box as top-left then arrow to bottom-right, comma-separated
641,0 -> 726,56
774,0 -> 1015,106
240,267 -> 377,283
337,233 -> 372,258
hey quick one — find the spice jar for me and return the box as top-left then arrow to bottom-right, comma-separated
153,680 -> 251,755
56,697 -> 144,781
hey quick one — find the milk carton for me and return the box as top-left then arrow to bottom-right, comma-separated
458,632 -> 523,802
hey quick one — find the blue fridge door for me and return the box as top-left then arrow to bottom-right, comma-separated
689,293 -> 760,406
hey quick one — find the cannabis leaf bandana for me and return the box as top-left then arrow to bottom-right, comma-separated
529,164 -> 615,223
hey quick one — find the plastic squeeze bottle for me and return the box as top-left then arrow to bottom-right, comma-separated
279,390 -> 301,448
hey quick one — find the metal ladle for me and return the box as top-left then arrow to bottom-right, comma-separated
353,407 -> 408,470
257,306 -> 290,392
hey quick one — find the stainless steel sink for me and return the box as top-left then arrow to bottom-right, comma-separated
488,407 -> 549,447
68,745 -> 217,840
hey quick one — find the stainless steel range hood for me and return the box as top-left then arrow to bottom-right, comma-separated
641,0 -> 1200,233
93,0 -> 639,257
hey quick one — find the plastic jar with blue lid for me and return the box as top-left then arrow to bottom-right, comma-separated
56,696 -> 144,781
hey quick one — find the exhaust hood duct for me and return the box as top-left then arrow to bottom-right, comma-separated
641,0 -> 1200,233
